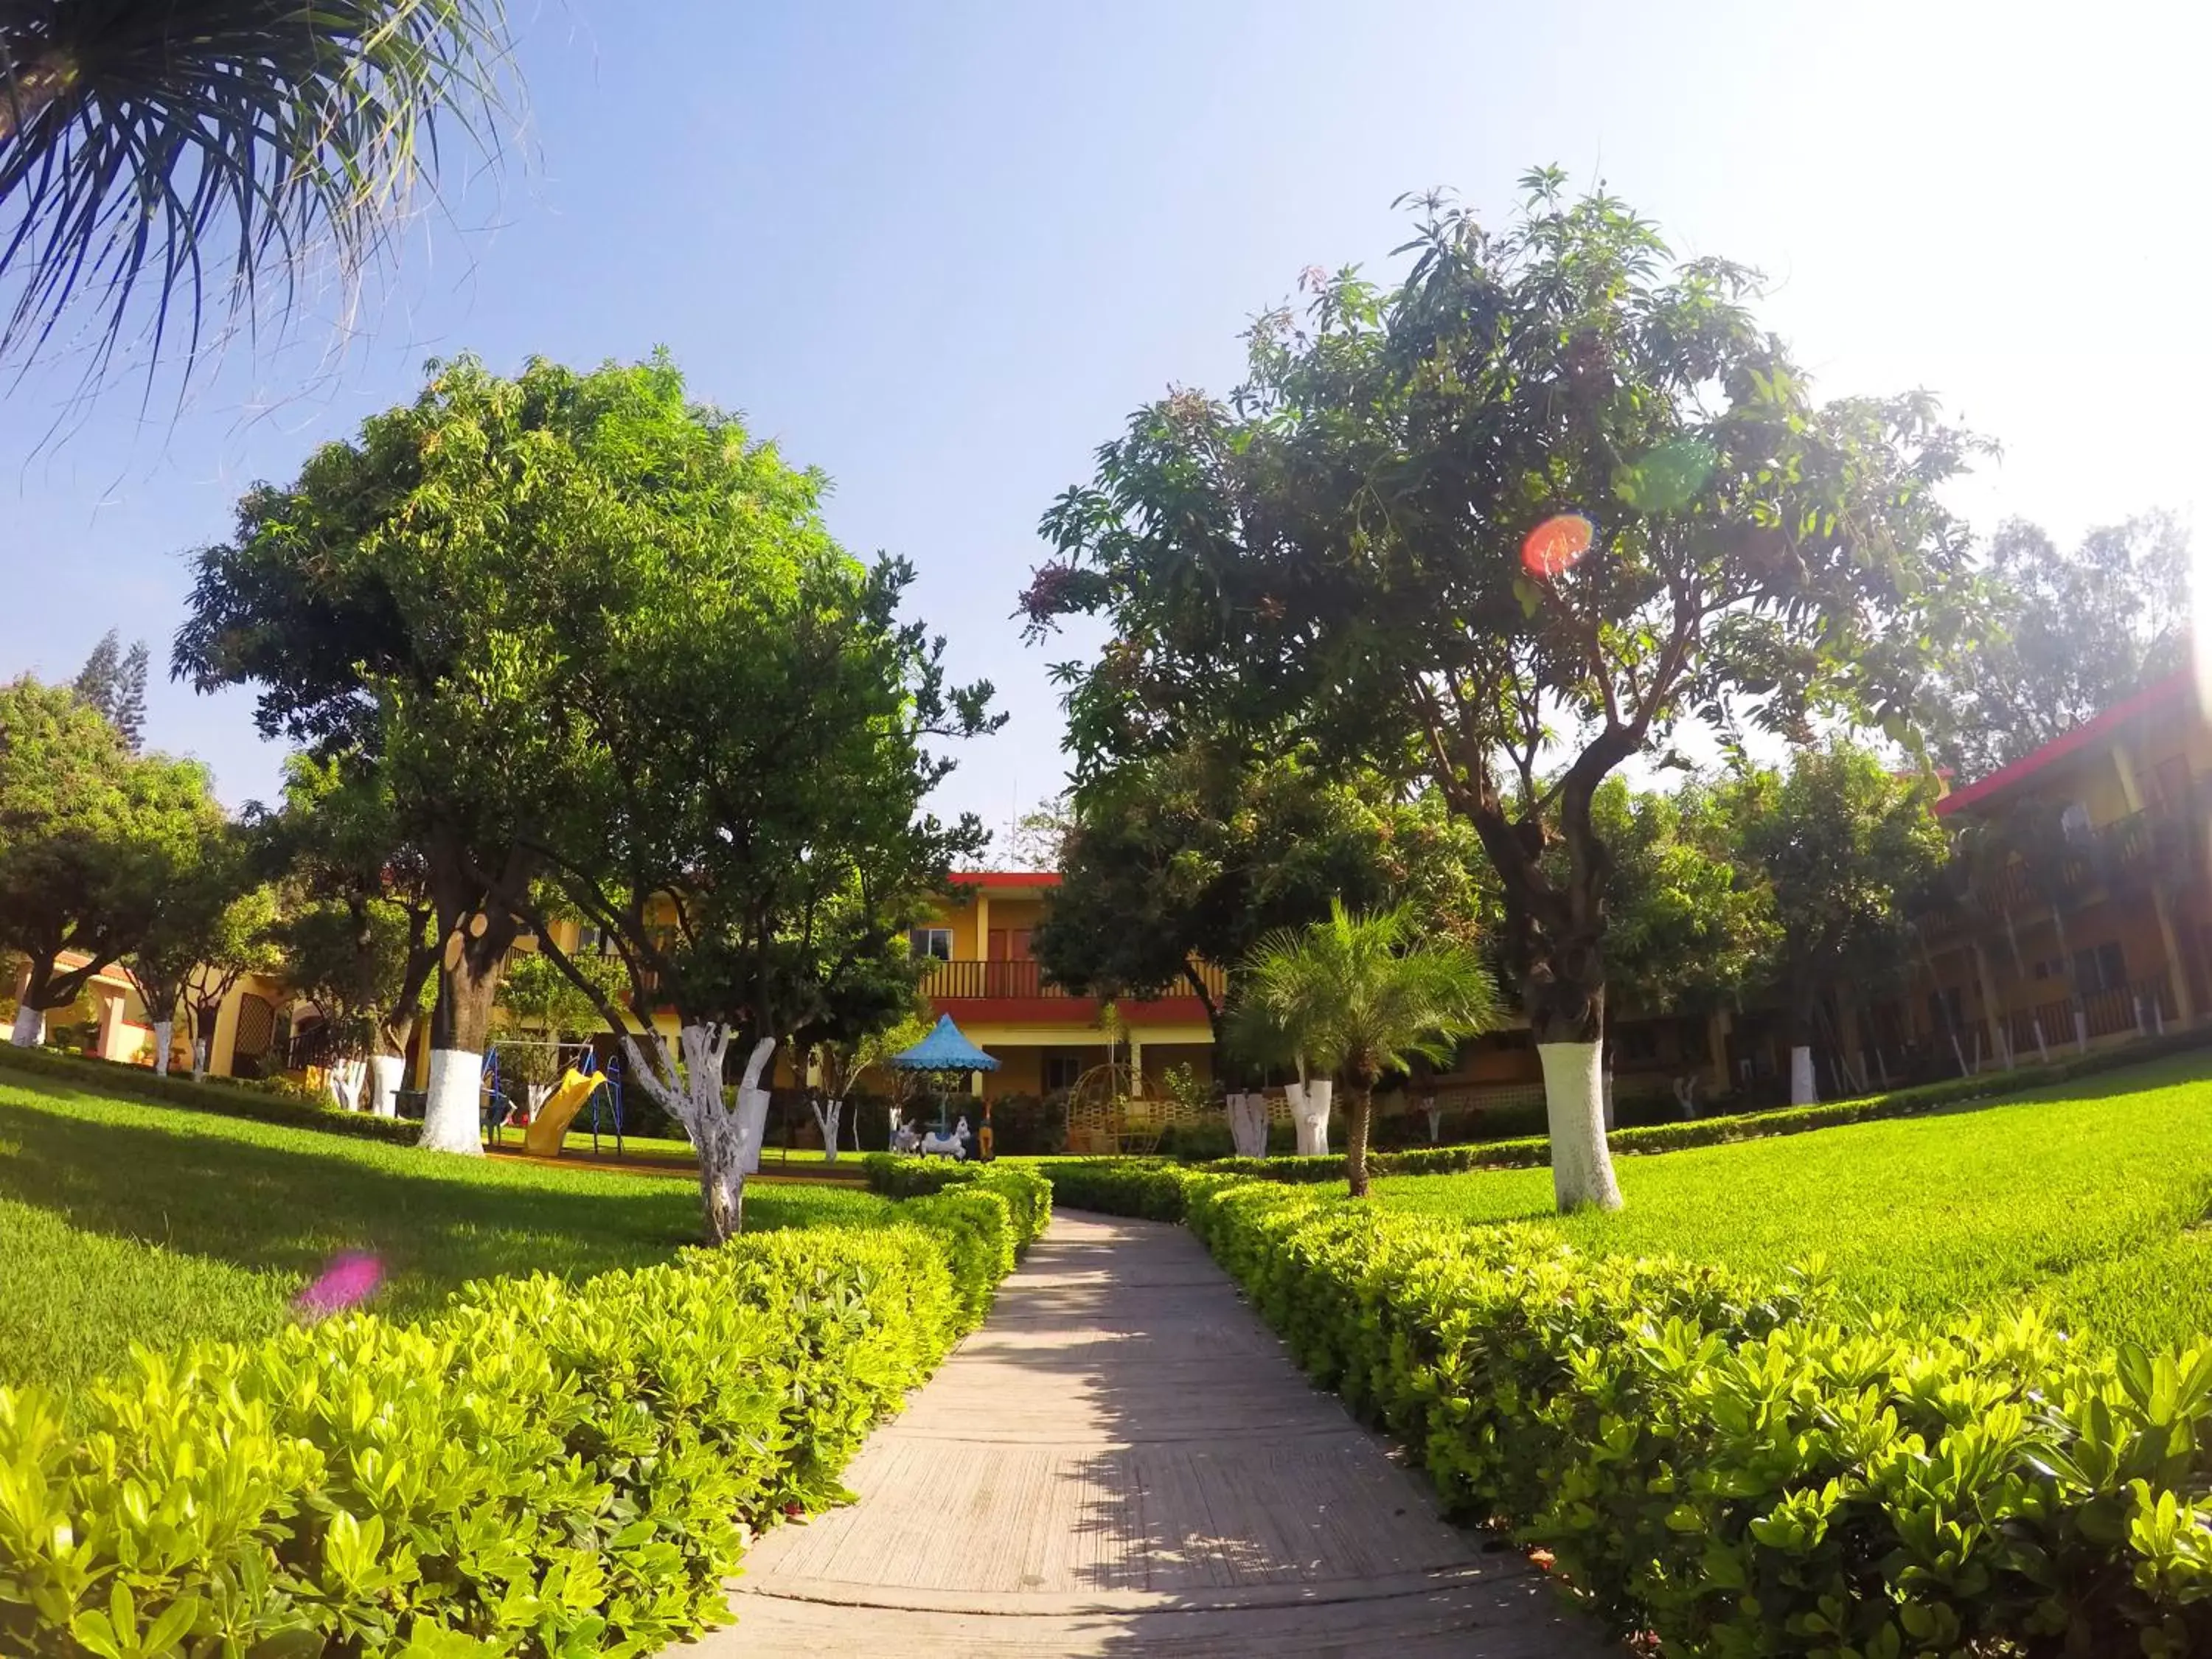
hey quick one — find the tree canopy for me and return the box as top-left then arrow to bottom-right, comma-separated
1031,743 -> 1488,1045
1022,173 -> 1978,1208
72,630 -> 149,753
0,677 -> 226,1039
1927,513 -> 2190,780
179,352 -> 856,1149
1724,742 -> 1946,1098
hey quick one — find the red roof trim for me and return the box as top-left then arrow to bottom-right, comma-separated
1934,670 -> 2195,818
949,871 -> 1061,888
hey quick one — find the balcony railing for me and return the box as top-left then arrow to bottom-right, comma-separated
1997,971 -> 2174,1057
922,958 -> 1228,1003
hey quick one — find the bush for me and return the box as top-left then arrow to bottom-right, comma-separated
860,1157 -> 1052,1259
0,1187 -> 1016,1657
1026,1158 -> 1200,1222
0,1042 -> 420,1147
984,1092 -> 1065,1156
1169,1180 -> 2212,1657
1152,1117 -> 1233,1161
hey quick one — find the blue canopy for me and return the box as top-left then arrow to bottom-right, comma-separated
889,1014 -> 1001,1073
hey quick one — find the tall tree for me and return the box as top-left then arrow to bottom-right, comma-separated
0,0 -> 512,386
1032,742 -> 1489,1046
1235,901 -> 1498,1197
1023,174 -> 1975,1210
72,630 -> 150,751
1927,513 -> 2190,780
520,544 -> 995,1242
0,678 -> 225,1045
121,822 -> 279,1076
180,354 -> 788,1152
1725,743 -> 1946,1102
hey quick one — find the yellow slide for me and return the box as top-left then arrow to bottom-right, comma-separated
524,1068 -> 608,1156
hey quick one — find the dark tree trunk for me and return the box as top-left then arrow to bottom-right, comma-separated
1346,1073 -> 1377,1198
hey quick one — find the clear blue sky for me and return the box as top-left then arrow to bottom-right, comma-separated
1,0 -> 2203,846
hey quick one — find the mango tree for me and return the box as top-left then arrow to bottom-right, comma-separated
179,355 -> 767,1152
1023,173 -> 1975,1210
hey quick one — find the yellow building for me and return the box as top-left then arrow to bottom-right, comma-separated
7,954 -> 299,1079
910,872 -> 1220,1100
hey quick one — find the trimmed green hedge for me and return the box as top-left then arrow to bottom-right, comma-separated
1049,1166 -> 2212,1655
860,1156 -> 1052,1259
0,1043 -> 420,1147
1024,1157 -> 1197,1222
0,1188 -> 1017,1657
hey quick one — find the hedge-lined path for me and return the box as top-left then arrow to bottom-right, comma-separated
695,1209 -> 1613,1656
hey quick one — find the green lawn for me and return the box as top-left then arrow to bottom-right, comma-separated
0,1074 -> 895,1394
1375,1052 -> 2212,1352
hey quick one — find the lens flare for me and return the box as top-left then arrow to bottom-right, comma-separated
1521,512 -> 1596,579
1614,438 -> 1717,512
296,1251 -> 384,1318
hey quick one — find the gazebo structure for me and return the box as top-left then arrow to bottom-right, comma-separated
888,1014 -> 1001,1157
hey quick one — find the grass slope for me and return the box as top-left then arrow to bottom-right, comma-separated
0,1074 -> 894,1391
1376,1052 -> 2212,1352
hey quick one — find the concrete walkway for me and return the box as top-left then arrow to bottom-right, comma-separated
689,1210 -> 1614,1656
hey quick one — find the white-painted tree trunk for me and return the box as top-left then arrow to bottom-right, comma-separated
367,1054 -> 406,1118
419,1049 -> 487,1153
1288,1079 -> 1332,1156
1422,1099 -> 1442,1144
9,1004 -> 42,1047
150,1019 -> 174,1077
191,1039 -> 209,1082
1788,1045 -> 1817,1106
1539,1041 -> 1622,1211
327,1057 -> 367,1112
735,1076 -> 773,1173
526,1081 -> 553,1119
810,1095 -> 844,1164
622,1028 -> 774,1242
1226,1091 -> 1270,1158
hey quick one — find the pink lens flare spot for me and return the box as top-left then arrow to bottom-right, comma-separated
296,1252 -> 385,1318
1520,512 -> 1596,579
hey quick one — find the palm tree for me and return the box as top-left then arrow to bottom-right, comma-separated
1235,901 -> 1499,1197
0,0 -> 510,382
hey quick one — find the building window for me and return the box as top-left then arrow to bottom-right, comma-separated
1927,986 -> 1964,1034
910,927 -> 953,961
2072,942 -> 2128,993
1612,1023 -> 1659,1063
1043,1053 -> 1083,1093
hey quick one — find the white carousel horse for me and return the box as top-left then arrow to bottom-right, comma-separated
919,1118 -> 971,1159
891,1120 -> 923,1154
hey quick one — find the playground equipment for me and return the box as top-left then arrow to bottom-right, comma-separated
919,1118 -> 971,1159
484,1043 -> 626,1157
887,1015 -> 999,1159
524,1067 -> 609,1155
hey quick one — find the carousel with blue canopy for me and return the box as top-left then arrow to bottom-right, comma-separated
888,1014 -> 1000,1159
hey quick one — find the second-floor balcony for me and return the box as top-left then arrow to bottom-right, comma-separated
922,958 -> 1228,1005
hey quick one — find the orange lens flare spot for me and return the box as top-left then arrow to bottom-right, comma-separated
1520,512 -> 1595,578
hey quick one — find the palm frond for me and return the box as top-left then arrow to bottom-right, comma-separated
0,0 -> 511,385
